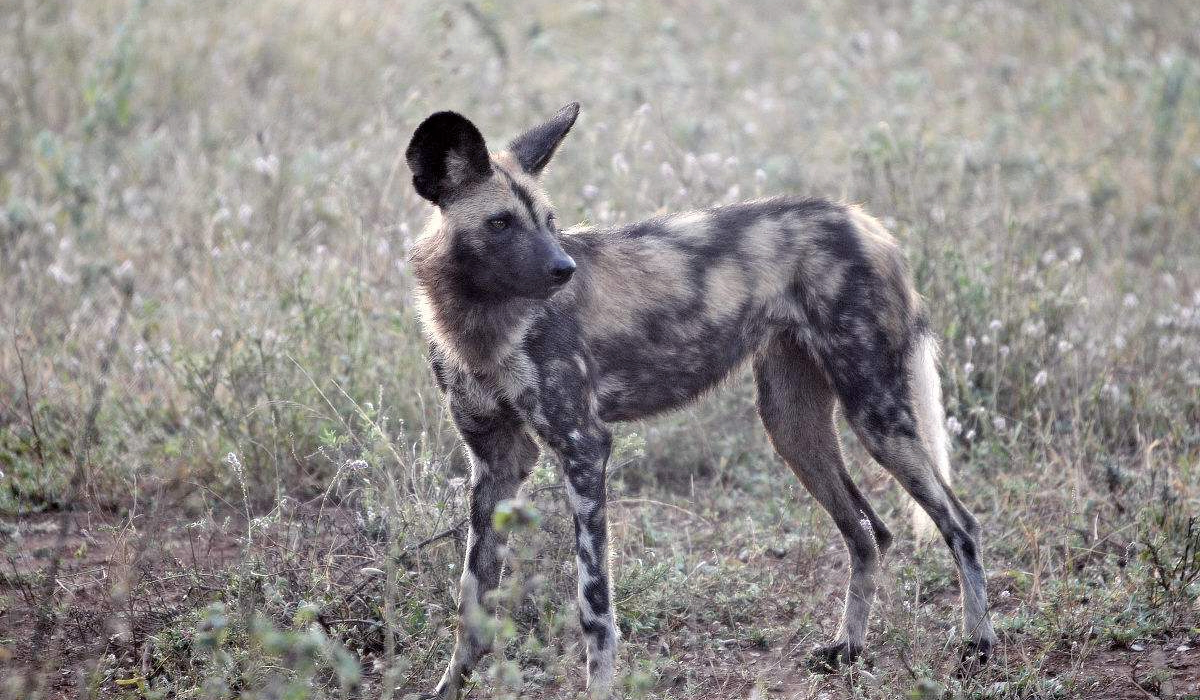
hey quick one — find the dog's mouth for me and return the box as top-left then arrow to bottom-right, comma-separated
529,279 -> 570,300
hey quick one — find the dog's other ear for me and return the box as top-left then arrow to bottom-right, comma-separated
508,102 -> 580,177
406,111 -> 493,205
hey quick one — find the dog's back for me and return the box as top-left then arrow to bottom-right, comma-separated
548,197 -> 919,422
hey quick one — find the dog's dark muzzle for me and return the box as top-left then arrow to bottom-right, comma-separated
547,254 -> 576,287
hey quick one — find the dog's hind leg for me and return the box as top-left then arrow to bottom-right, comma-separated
428,407 -> 539,699
753,332 -> 893,671
831,332 -> 997,662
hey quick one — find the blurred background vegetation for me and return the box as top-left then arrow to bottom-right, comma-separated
1,0 -> 1198,698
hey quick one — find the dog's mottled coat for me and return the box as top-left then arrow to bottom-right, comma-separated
405,103 -> 997,699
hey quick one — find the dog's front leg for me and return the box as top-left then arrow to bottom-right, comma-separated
557,423 -> 618,698
429,404 -> 539,699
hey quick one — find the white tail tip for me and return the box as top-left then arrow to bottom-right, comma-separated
911,334 -> 952,543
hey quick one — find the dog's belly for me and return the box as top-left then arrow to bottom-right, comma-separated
588,314 -> 767,422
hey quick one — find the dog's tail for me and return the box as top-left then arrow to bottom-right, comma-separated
909,332 -> 952,542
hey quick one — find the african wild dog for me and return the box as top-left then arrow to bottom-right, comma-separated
406,103 -> 997,698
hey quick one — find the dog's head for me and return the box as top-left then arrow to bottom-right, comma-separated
406,103 -> 580,301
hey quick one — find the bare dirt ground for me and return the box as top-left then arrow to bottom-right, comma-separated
6,505 -> 1199,700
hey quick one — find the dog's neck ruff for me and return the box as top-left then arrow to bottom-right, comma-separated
414,277 -> 537,373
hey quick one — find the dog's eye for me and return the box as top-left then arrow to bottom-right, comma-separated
488,217 -> 509,231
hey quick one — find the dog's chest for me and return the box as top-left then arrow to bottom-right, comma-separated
446,348 -> 540,418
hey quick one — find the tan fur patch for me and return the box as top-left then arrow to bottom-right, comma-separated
738,217 -> 795,299
440,180 -> 516,229
665,211 -> 712,243
581,241 -> 694,339
704,260 -> 748,321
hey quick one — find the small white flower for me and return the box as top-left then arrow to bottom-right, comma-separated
659,162 -> 676,179
1123,293 -> 1139,308
989,319 -> 1002,332
1033,370 -> 1049,388
253,153 -> 279,179
581,184 -> 599,200
346,459 -> 368,471
965,336 -> 977,350
1057,339 -> 1072,354
754,168 -> 767,184
1067,246 -> 1083,264
999,345 -> 1010,358
965,429 -> 976,441
946,416 -> 963,435
47,263 -> 74,285
963,362 -> 975,376
992,416 -> 1007,432
238,204 -> 254,225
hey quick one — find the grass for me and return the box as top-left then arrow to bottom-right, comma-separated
1,0 -> 1199,697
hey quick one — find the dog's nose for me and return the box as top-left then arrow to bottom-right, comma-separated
549,256 -> 576,284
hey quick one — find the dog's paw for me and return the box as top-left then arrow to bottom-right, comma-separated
416,679 -> 459,700
955,636 -> 995,676
806,641 -> 863,673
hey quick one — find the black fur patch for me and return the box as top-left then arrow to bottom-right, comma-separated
803,213 -> 918,440
406,111 -> 492,204
580,617 -> 610,650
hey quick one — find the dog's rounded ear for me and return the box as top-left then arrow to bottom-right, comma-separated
406,111 -> 493,205
507,102 -> 580,177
